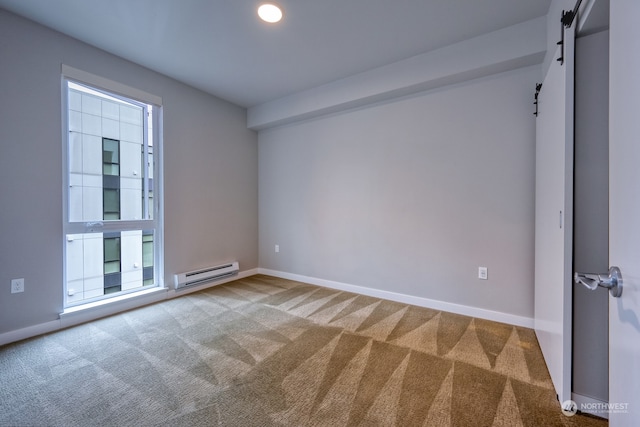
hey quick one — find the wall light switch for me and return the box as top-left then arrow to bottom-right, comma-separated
275,244 -> 280,253
478,267 -> 488,280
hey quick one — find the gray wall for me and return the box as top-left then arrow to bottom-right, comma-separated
259,66 -> 538,319
573,30 -> 609,402
0,9 -> 258,334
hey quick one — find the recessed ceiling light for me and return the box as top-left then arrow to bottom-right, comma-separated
258,3 -> 283,23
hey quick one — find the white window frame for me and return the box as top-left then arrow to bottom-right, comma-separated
61,65 -> 164,308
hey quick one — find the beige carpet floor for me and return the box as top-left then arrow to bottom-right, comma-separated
0,275 -> 606,426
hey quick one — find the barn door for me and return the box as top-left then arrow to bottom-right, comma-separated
534,11 -> 575,405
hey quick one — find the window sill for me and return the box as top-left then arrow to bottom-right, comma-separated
59,287 -> 169,325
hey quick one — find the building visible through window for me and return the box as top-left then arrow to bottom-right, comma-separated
64,78 -> 160,306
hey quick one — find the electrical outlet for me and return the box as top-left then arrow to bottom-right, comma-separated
275,244 -> 280,253
11,278 -> 24,293
478,267 -> 488,280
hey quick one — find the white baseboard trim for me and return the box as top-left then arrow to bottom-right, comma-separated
0,268 -> 260,347
1,267 -> 531,346
258,268 -> 534,328
571,393 -> 609,419
0,320 -> 62,347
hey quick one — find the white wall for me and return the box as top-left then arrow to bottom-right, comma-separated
259,65 -> 538,320
0,9 -> 258,335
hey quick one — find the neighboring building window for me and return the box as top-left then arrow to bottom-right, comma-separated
103,233 -> 121,294
142,231 -> 154,286
63,73 -> 162,307
103,138 -> 121,220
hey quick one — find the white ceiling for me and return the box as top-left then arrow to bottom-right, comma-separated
0,0 -> 552,108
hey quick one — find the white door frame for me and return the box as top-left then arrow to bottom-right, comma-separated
607,1 -> 640,424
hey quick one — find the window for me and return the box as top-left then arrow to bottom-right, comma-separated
103,138 -> 121,220
63,67 -> 162,307
103,233 -> 121,294
142,231 -> 154,286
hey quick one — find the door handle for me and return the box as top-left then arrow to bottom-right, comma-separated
574,266 -> 623,298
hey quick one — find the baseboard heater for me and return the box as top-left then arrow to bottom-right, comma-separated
174,262 -> 239,290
